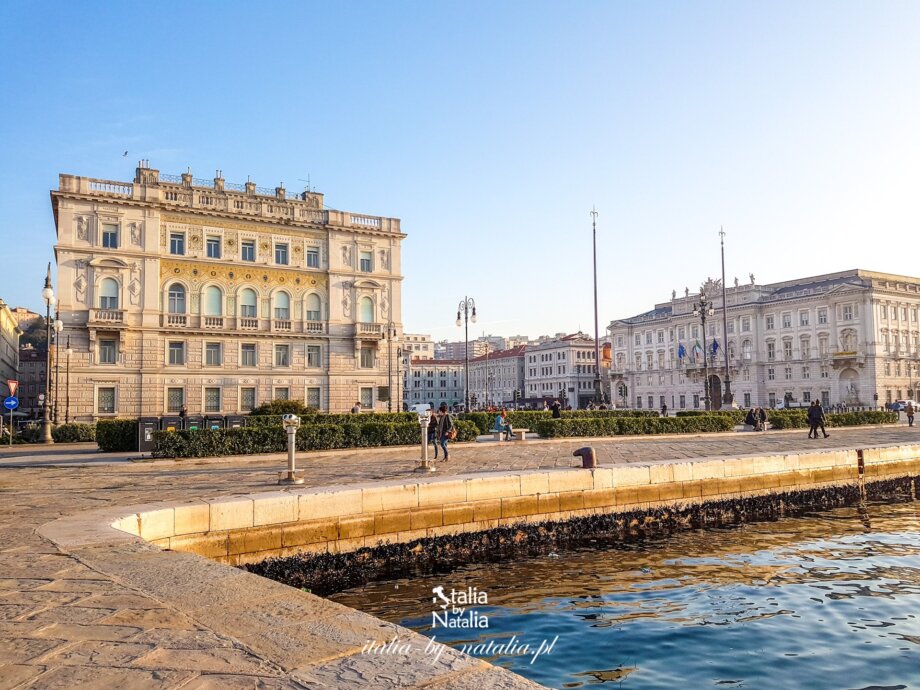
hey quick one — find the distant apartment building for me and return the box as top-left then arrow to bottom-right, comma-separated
402,333 -> 435,360
10,307 -> 40,332
468,345 -> 526,407
17,345 -> 45,416
51,162 -> 405,420
0,299 -> 22,386
403,358 -> 464,410
523,333 -> 602,408
608,270 -> 920,411
435,339 -> 490,360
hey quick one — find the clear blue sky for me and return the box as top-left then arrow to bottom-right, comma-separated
2,1 -> 918,340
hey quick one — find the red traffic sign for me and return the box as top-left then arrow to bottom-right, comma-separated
6,380 -> 16,397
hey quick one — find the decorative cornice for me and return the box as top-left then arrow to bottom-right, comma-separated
160,259 -> 326,290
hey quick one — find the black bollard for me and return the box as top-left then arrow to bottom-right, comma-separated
573,446 -> 596,468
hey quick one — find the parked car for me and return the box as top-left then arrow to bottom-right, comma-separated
891,400 -> 918,412
774,401 -> 810,410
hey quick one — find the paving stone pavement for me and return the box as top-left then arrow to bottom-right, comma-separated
0,425 -> 916,688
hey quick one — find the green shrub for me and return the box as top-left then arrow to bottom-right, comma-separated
245,411 -> 416,428
768,410 -> 896,429
676,410 -> 747,423
534,415 -> 736,438
52,423 -> 96,443
249,400 -> 318,416
96,419 -> 138,452
459,409 -> 658,434
151,419 -> 479,458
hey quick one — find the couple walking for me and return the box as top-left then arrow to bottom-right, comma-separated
426,403 -> 456,461
807,400 -> 830,439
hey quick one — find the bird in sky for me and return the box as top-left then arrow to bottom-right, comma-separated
123,150 -> 128,157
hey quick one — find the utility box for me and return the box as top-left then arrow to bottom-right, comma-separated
204,415 -> 225,431
226,415 -> 245,429
137,417 -> 159,452
160,416 -> 182,433
185,415 -> 204,432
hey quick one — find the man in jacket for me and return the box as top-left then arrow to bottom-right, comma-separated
906,401 -> 915,427
437,402 -> 454,461
809,400 -> 829,439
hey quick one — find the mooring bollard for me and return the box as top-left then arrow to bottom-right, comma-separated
413,404 -> 436,472
278,414 -> 305,484
573,446 -> 597,468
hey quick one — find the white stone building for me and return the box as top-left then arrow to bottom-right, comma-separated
402,333 -> 434,360
435,339 -> 490,360
51,162 -> 405,420
523,333 -> 603,409
468,345 -> 527,408
402,358 -> 465,410
608,270 -> 920,411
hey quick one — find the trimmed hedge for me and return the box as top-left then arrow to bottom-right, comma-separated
245,412 -> 417,429
769,410 -> 897,429
459,409 -> 659,434
249,400 -> 319,416
151,419 -> 479,459
676,410 -> 747,423
534,415 -> 736,438
52,423 -> 96,443
96,419 -> 138,452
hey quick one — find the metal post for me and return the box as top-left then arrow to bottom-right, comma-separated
719,228 -> 733,406
386,322 -> 394,413
591,207 -> 601,405
456,297 -> 476,412
701,306 -> 710,412
396,347 -> 402,412
65,336 -> 71,423
41,264 -> 54,444
53,312 -> 61,424
279,415 -> 304,484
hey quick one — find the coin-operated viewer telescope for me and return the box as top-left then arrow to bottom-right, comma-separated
413,403 -> 436,472
279,414 -> 305,484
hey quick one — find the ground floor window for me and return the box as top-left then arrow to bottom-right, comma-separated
768,392 -> 777,407
307,387 -> 320,408
274,387 -> 289,401
97,387 -> 115,414
204,387 -> 221,412
821,391 -> 830,406
693,394 -> 700,409
803,391 -> 811,403
241,387 -> 256,412
167,387 -> 184,413
679,394 -> 686,408
360,386 -> 373,408
743,392 -> 751,407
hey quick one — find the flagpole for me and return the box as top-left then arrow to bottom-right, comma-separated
720,227 -> 733,406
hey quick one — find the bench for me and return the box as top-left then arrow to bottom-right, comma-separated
489,428 -> 530,441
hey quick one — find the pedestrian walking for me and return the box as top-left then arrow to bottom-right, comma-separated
906,402 -> 915,427
807,401 -> 820,438
437,402 -> 455,461
660,402 -> 668,418
428,407 -> 440,457
812,400 -> 829,438
551,400 -> 562,419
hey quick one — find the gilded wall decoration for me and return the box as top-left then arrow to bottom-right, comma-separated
160,260 -> 326,292
160,214 -> 324,242
189,230 -> 203,250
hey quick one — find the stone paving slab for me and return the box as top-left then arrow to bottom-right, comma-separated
0,425 -> 915,688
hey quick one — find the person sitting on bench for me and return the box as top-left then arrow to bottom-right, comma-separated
493,409 -> 513,441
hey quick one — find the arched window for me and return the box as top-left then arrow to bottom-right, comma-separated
274,291 -> 290,320
167,283 -> 186,314
203,286 -> 223,316
240,288 -> 258,318
100,278 -> 119,310
359,296 -> 374,323
305,294 -> 321,321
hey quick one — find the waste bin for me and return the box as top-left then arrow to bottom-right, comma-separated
160,416 -> 182,432
137,417 -> 159,452
185,415 -> 204,431
226,415 -> 245,429
204,415 -> 224,431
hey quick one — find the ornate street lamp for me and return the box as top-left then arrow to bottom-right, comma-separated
692,288 -> 715,411
65,336 -> 73,423
591,207 -> 602,405
719,228 -> 734,406
456,297 -> 477,411
396,346 -> 403,412
40,263 -> 56,444
52,312 -> 63,424
385,320 -> 397,412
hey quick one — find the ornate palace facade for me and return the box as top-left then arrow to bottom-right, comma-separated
52,162 -> 404,420
608,270 -> 920,411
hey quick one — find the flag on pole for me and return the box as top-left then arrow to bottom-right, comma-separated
677,344 -> 686,360
711,339 -> 720,356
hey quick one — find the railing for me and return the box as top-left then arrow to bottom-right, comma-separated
273,320 -> 292,332
304,321 -> 327,334
165,314 -> 187,327
89,181 -> 132,196
357,322 -> 383,337
350,214 -> 380,228
90,309 -> 124,323
203,316 -> 224,328
239,318 -> 259,330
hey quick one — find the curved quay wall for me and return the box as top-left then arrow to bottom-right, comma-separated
116,444 -> 920,566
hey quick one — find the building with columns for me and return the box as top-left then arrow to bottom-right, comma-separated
51,162 -> 405,420
608,270 -> 920,411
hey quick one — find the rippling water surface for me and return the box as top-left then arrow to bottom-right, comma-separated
331,501 -> 920,689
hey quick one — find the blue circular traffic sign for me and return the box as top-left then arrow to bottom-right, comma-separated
3,396 -> 18,410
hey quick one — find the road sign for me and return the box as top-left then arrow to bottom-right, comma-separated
6,380 -> 17,397
3,397 -> 18,411
38,393 -> 45,403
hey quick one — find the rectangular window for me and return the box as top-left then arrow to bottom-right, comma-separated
307,387 -> 321,408
842,305 -> 854,320
784,367 -> 792,380
743,392 -> 751,407
901,307 -> 907,321
799,311 -> 809,327
99,339 -> 117,365
241,240 -> 255,262
275,243 -> 289,265
821,391 -> 830,406
274,344 -> 290,367
307,345 -> 321,368
170,232 -> 185,255
783,341 -> 793,360
102,223 -> 118,248
741,317 -> 751,332
274,387 -> 289,401
97,387 -> 116,414
768,392 -> 777,407
821,367 -> 829,379
241,343 -> 257,367
782,313 -> 792,329
206,236 -> 221,259
167,387 -> 184,413
880,305 -> 887,319
767,342 -> 775,361
360,250 -> 373,272
240,387 -> 256,412
204,387 -> 221,412
679,394 -> 686,409
635,334 -> 641,346
692,394 -> 700,409
360,346 -> 375,368
818,308 -> 828,324
803,391 -> 811,403
636,397 -> 643,408
306,247 -> 319,268
205,342 -> 222,366
360,386 -> 373,408
765,315 -> 775,330
768,367 -> 775,381
168,341 -> 185,365
803,366 -> 810,379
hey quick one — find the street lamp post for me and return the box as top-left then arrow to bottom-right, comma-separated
456,297 -> 477,411
65,336 -> 73,423
40,263 -> 56,444
719,228 -> 734,406
591,207 -> 602,405
52,312 -> 63,424
396,346 -> 403,412
693,288 -> 715,411
385,321 -> 397,412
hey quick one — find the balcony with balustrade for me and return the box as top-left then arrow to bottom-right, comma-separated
157,313 -> 329,335
354,322 -> 384,339
89,309 -> 125,326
